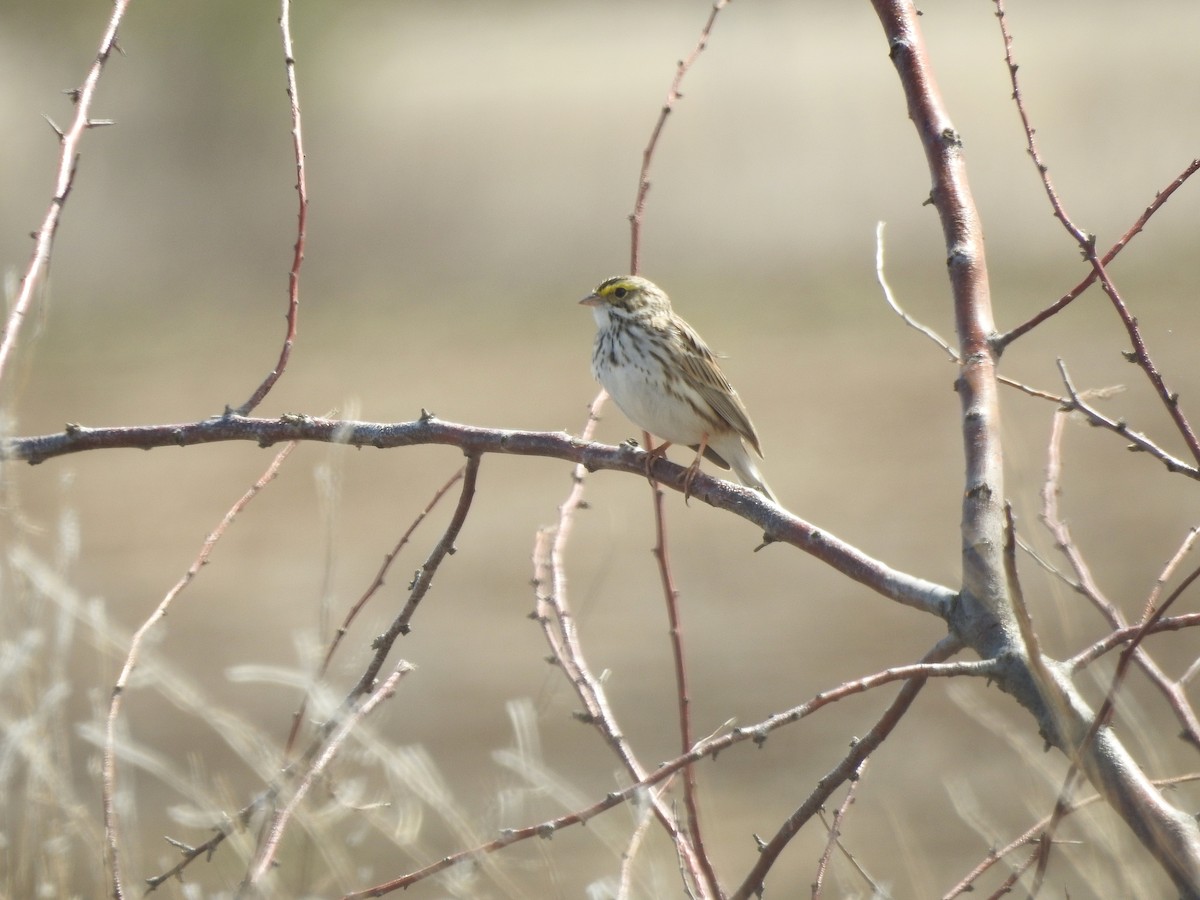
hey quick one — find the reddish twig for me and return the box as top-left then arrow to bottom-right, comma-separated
1,0 -> 131,392
1068,614 -> 1200,671
729,636 -> 968,900
877,222 -> 1068,406
648,466 -> 721,897
282,465 -> 466,756
234,0 -> 306,415
629,0 -> 729,275
148,457 -> 477,890
997,158 -> 1200,349
348,646 -> 992,898
532,391 -> 709,894
991,0 -> 1200,464
104,443 -> 296,898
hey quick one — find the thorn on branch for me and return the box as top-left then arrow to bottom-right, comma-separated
1121,351 -> 1138,362
43,114 -> 64,140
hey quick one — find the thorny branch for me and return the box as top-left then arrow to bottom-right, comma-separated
234,0 -> 307,415
1,0 -> 132,391
629,0 -> 729,275
107,443 -> 298,898
991,0 -> 1200,464
349,652 -> 998,898
3,412 -> 958,617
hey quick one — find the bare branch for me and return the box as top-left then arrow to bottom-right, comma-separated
1,0 -> 132,392
629,0 -> 729,274
3,413 -> 957,616
1056,360 -> 1200,479
234,0 -> 307,415
991,0 -> 1200,463
646,455 -> 720,896
348,648 -> 994,898
873,1 -> 1200,889
730,636 -> 968,900
533,391 -> 710,895
105,443 -> 297,898
997,157 -> 1200,348
282,465 -> 467,756
812,760 -> 876,899
242,661 -> 414,892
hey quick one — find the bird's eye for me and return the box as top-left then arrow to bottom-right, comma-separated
613,287 -> 628,299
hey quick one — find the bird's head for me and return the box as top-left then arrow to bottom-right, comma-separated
579,275 -> 670,317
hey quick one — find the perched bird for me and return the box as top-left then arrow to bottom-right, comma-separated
580,275 -> 775,502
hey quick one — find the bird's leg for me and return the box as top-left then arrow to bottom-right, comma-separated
641,431 -> 671,489
682,433 -> 709,503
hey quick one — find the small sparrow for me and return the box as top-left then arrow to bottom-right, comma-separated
581,275 -> 774,501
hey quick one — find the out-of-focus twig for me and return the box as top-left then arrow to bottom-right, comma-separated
105,443 -> 296,897
0,0 -> 132,393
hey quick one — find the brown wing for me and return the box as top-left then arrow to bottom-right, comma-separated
670,316 -> 765,458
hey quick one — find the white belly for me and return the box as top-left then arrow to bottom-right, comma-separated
595,352 -> 709,447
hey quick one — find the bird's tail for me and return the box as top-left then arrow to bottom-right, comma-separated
731,452 -> 776,503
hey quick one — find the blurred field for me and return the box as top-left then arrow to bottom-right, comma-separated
3,1 -> 1200,897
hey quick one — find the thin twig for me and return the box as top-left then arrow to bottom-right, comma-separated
1,0 -> 132,392
348,453 -> 480,702
997,157 -> 1200,349
991,0 -> 1200,464
616,788 -> 659,900
876,222 -> 1067,404
729,636 -> 967,900
348,645 -> 990,898
1069,614 -> 1200,671
235,0 -> 306,414
242,661 -> 414,892
1041,382 -> 1200,744
812,760 -> 873,899
104,443 -> 296,898
647,453 -> 721,898
629,0 -> 729,275
1032,558 -> 1200,890
282,465 -> 466,756
943,773 -> 1200,899
1056,360 -> 1199,479
532,391 -> 708,894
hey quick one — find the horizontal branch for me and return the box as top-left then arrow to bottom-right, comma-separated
4,412 -> 955,617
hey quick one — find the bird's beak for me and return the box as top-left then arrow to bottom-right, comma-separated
579,292 -> 601,307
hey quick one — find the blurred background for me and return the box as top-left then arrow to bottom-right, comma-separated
3,1 -> 1200,896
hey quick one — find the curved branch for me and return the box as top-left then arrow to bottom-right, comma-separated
1,0 -> 132,391
234,0 -> 306,415
3,412 -> 955,617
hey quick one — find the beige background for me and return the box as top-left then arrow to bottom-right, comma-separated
3,1 -> 1200,896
